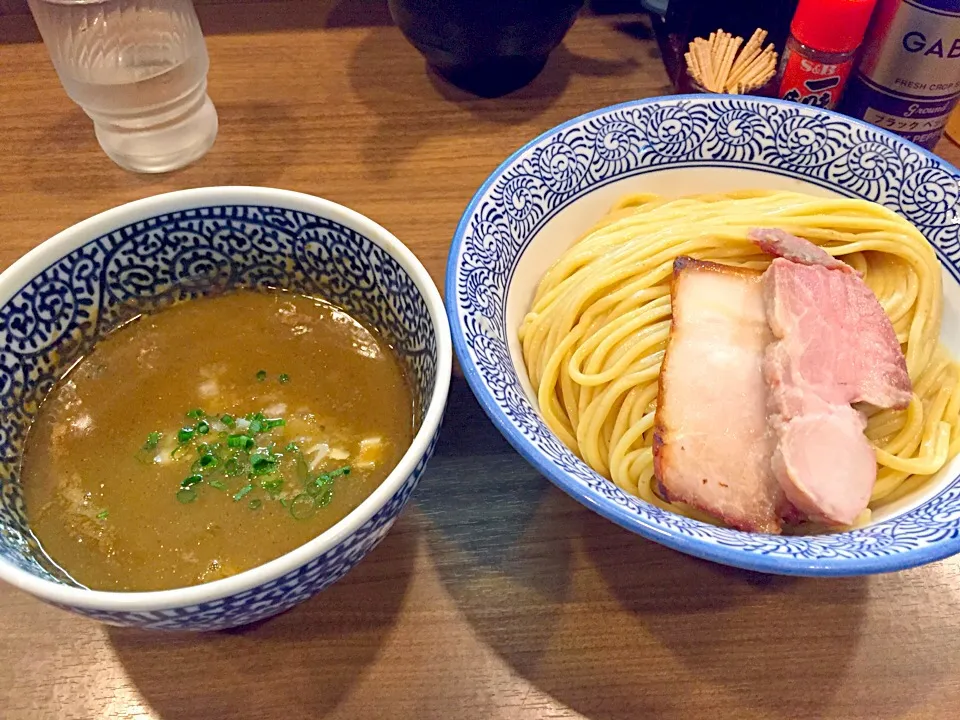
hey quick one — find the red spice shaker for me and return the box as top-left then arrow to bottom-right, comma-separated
778,0 -> 877,109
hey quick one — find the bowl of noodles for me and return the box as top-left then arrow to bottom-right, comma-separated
447,94 -> 960,576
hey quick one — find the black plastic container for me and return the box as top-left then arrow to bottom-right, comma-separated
388,0 -> 586,97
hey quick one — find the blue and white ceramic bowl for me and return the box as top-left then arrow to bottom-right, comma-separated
448,95 -> 960,576
0,186 -> 451,629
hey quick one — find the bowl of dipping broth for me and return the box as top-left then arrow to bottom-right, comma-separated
0,187 -> 450,630
448,94 -> 960,576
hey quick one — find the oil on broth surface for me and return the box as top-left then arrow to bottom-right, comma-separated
21,290 -> 415,592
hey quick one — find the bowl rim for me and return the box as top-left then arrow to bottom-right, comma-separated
446,94 -> 960,576
0,185 -> 452,609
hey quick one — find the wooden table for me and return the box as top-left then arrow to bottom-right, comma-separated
2,4 -> 960,719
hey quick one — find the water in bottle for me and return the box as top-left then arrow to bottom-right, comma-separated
28,0 -> 218,173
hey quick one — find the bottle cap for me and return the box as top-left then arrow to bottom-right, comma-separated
791,0 -> 877,54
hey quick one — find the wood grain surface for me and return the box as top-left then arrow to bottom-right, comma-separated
2,4 -> 960,719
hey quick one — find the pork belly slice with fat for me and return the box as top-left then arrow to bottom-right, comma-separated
653,257 -> 785,534
757,231 -> 913,526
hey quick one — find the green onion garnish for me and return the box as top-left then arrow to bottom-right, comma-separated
256,370 -> 267,381
221,414 -> 235,427
248,499 -> 263,510
250,453 -> 278,476
227,434 -> 255,451
289,493 -> 316,519
263,418 -> 285,430
315,465 -> 351,487
181,474 -> 203,489
177,488 -> 197,504
96,509 -> 109,520
136,432 -> 162,464
233,484 -> 254,501
279,373 -> 290,384
177,427 -> 195,444
224,456 -> 245,477
186,409 -> 205,420
260,476 -> 284,493
208,479 -> 226,490
295,451 -> 309,485
317,487 -> 334,508
198,454 -> 219,470
285,442 -> 299,452
196,420 -> 210,435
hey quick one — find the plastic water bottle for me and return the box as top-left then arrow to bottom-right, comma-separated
28,0 -> 218,173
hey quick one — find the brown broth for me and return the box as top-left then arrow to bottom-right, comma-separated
20,289 -> 415,592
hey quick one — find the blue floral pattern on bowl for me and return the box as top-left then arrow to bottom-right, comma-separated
0,202 -> 441,629
448,95 -> 960,576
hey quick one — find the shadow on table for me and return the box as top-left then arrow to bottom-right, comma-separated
414,380 -> 900,720
107,515 -> 417,720
571,510 -> 873,719
413,378 -> 575,679
347,28 -> 639,179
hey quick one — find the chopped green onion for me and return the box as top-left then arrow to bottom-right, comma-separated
186,409 -> 205,420
316,486 -> 334,508
295,451 -> 309,485
289,493 -> 316,519
256,370 -> 267,382
224,456 -> 246,477
279,373 -> 290,384
196,420 -> 210,435
227,434 -> 255,450
198,454 -> 219,470
248,499 -> 262,510
181,474 -> 203,489
220,414 -> 235,427
250,455 -> 277,477
263,418 -> 286,430
177,488 -> 197,504
96,509 -> 109,520
177,427 -> 195,444
285,442 -> 299,452
136,432 -> 162,464
315,465 -> 351,487
233,484 -> 254,501
244,413 -> 269,435
208,479 -> 226,490
260,475 -> 284,493
280,498 -> 289,507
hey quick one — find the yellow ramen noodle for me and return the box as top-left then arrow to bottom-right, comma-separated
518,190 -> 960,527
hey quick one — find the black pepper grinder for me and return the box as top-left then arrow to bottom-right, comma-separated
387,0 -> 586,97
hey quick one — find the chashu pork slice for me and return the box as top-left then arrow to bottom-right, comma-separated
753,229 -> 911,411
654,257 -> 785,534
755,230 -> 913,526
